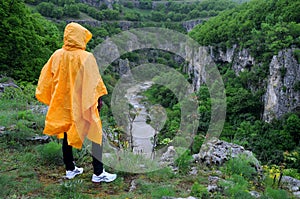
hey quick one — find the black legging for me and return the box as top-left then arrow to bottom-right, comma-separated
62,132 -> 103,175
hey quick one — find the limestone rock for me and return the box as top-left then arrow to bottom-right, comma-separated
129,179 -> 136,192
0,126 -> 5,136
207,176 -> 228,193
0,82 -> 19,92
208,45 -> 255,75
26,135 -> 50,143
196,139 -> 263,175
249,191 -> 261,198
293,191 -> 300,198
187,45 -> 299,120
263,48 -> 300,122
182,19 -> 203,32
281,176 -> 300,197
118,58 -> 130,76
159,146 -> 177,167
30,105 -> 48,115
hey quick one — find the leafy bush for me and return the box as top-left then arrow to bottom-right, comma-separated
222,154 -> 256,180
283,168 -> 300,180
293,49 -> 300,63
283,148 -> 300,172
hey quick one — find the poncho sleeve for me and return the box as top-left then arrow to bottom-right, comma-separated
35,56 -> 54,106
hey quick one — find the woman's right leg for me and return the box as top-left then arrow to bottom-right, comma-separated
91,141 -> 117,183
92,141 -> 103,176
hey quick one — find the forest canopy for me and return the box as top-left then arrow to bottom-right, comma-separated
189,0 -> 300,61
0,0 -> 62,82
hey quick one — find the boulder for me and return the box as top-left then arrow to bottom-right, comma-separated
281,176 -> 300,198
195,139 -> 263,175
159,146 -> 177,167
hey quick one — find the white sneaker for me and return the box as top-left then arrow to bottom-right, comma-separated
92,169 -> 117,183
65,166 -> 83,179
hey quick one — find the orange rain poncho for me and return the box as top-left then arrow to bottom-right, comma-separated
36,22 -> 107,149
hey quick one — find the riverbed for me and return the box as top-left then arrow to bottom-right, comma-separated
125,81 -> 155,157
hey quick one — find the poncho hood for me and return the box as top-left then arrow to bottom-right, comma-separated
63,22 -> 92,51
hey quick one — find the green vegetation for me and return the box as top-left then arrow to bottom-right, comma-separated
189,0 -> 300,62
0,1 -> 61,82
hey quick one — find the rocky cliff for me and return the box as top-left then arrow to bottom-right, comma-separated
187,45 -> 300,121
263,49 -> 300,121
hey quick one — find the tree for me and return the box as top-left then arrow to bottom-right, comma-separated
63,4 -> 80,18
37,2 -> 55,18
284,114 -> 300,145
0,1 -> 61,82
140,0 -> 152,9
151,11 -> 165,22
102,9 -> 119,20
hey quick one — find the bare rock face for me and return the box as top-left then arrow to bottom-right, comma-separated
263,49 -> 300,122
208,45 -> 255,75
188,46 -> 299,121
118,58 -> 130,76
182,19 -> 203,32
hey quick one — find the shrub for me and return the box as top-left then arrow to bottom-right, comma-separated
36,141 -> 63,166
220,174 -> 253,199
263,187 -> 290,199
191,134 -> 205,154
222,154 -> 256,180
283,168 -> 300,180
174,149 -> 192,174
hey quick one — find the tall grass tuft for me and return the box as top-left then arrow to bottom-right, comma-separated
36,141 -> 63,166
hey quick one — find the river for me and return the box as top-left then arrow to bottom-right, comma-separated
125,81 -> 156,157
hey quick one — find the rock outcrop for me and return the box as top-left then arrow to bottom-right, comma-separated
193,139 -> 262,175
281,176 -> 300,198
159,146 -> 177,167
263,49 -> 300,122
208,45 -> 255,75
118,58 -> 130,76
0,76 -> 19,93
188,45 -> 299,121
182,19 -> 203,32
